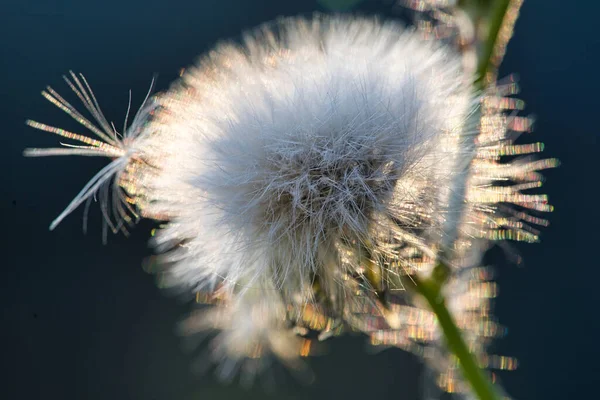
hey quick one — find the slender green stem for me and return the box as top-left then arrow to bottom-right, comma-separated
403,2 -> 520,398
411,264 -> 499,400
474,0 -> 512,89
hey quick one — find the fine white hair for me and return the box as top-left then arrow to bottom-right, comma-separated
142,16 -> 475,298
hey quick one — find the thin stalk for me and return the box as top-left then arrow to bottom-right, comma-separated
412,2 -> 523,396
411,264 -> 500,400
474,0 -> 513,89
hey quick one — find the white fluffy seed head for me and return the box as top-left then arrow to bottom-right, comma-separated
139,15 -> 475,295
26,13 -> 555,392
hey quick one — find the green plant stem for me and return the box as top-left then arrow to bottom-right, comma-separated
401,2 -> 519,399
474,0 -> 512,89
411,264 -> 499,400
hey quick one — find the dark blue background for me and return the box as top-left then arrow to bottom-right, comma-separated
2,1 -> 598,399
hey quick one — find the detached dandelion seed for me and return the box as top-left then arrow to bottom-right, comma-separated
26,13 -> 555,398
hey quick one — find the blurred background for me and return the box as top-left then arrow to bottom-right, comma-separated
1,0 -> 598,399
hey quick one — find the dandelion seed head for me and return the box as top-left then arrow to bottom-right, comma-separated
26,11 -> 555,394
138,16 -> 474,294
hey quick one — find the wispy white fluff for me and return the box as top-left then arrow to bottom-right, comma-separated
24,71 -> 157,239
141,16 -> 475,297
180,278 -> 308,384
